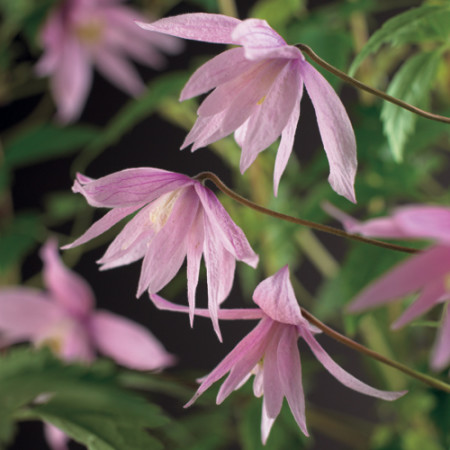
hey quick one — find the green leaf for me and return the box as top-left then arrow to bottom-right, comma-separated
4,124 -> 99,168
381,51 -> 440,161
250,0 -> 305,33
0,348 -> 168,450
349,3 -> 450,76
0,213 -> 44,273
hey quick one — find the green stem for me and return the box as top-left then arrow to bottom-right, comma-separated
301,308 -> 450,393
296,43 -> 450,124
195,171 -> 418,255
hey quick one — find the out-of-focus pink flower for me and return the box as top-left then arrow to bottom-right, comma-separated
64,168 -> 259,340
325,203 -> 450,372
137,14 -> 357,201
36,0 -> 182,122
0,239 -> 174,450
0,239 -> 174,369
151,266 -> 405,443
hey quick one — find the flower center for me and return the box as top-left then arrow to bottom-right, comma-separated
149,189 -> 183,232
74,18 -> 104,45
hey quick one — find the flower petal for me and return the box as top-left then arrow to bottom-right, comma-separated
253,266 -> 303,325
41,239 -> 94,317
300,326 -> 407,401
150,294 -> 264,321
44,424 -> 69,450
0,289 -> 62,342
138,187 -> 199,296
300,60 -> 357,203
349,245 -> 450,313
431,305 -> 450,371
180,47 -> 252,101
239,59 -> 300,174
277,325 -> 308,436
273,67 -> 302,197
73,169 -> 193,208
91,311 -> 175,370
136,13 -> 241,44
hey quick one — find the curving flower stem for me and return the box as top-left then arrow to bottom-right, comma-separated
300,307 -> 450,393
296,43 -> 450,124
195,172 -> 418,255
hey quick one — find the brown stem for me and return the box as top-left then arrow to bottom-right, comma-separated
195,171 -> 418,255
297,43 -> 450,124
301,307 -> 450,393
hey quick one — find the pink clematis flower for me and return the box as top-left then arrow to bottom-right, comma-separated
36,0 -> 182,122
325,203 -> 450,372
0,239 -> 174,368
64,168 -> 259,340
0,239 -> 174,450
151,266 -> 405,443
137,14 -> 357,201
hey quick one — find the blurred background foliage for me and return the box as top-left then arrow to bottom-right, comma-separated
0,0 -> 449,449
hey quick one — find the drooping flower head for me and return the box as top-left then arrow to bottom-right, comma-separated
0,239 -> 174,450
325,203 -> 450,372
64,168 -> 259,341
137,14 -> 357,201
0,239 -> 174,369
36,0 -> 182,122
151,266 -> 406,443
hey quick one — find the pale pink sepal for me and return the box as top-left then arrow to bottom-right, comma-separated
300,60 -> 357,203
91,312 -> 176,370
44,424 -> 70,450
431,306 -> 450,371
136,13 -> 241,44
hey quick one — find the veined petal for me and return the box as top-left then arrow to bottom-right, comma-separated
300,60 -> 357,203
261,405 -> 277,445
95,49 -> 144,96
431,305 -> 450,371
180,47 -> 252,101
273,67 -> 302,197
186,209 -> 205,325
91,311 -> 175,370
239,59 -> 299,174
0,289 -> 62,341
150,294 -> 264,321
138,187 -> 199,296
41,239 -> 94,317
277,325 -> 308,436
63,204 -> 141,250
185,317 -> 272,407
349,245 -> 450,313
136,13 -> 241,44
72,168 -> 193,208
392,279 -> 446,329
195,184 -> 258,267
253,266 -> 303,325
301,326 -> 407,401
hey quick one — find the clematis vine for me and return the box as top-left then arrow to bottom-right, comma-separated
36,0 -> 182,122
0,239 -> 175,450
137,14 -> 357,201
64,168 -> 259,340
151,266 -> 406,444
326,203 -> 450,372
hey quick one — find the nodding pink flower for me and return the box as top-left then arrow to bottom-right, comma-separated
137,14 -> 357,202
0,239 -> 174,369
0,239 -> 174,450
325,203 -> 450,372
36,0 -> 182,122
64,168 -> 259,341
151,266 -> 406,444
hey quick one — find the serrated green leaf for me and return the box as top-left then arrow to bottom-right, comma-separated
4,124 -> 99,168
349,4 -> 450,76
0,348 -> 168,449
381,51 -> 440,161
